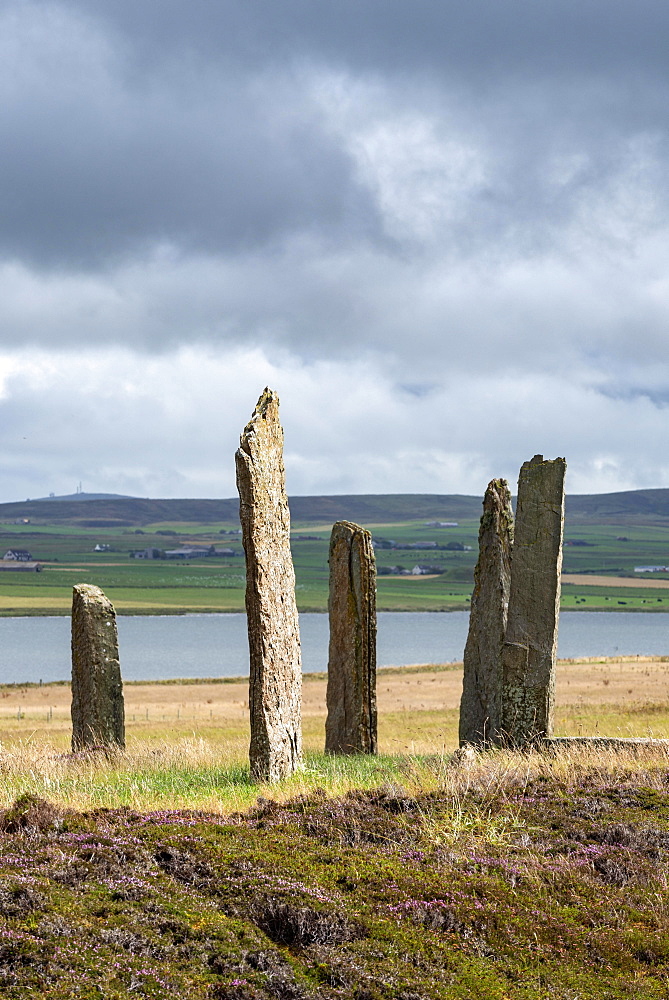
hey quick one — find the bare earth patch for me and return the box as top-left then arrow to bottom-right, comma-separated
562,573 -> 669,588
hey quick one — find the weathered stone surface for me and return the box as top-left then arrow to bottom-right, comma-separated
450,744 -> 478,769
501,455 -> 566,746
70,584 -> 125,750
459,479 -> 513,747
235,388 -> 302,782
325,520 -> 377,755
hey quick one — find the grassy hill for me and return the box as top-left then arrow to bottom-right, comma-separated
4,487 -> 669,528
0,494 -> 484,527
0,497 -> 238,526
567,488 -> 669,522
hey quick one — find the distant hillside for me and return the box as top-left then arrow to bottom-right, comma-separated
288,494 -> 483,524
1,488 -> 669,528
0,494 -> 482,527
566,488 -> 669,522
0,497 -> 236,527
32,492 -> 138,502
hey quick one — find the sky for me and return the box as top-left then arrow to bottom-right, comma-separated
1,0 -> 669,502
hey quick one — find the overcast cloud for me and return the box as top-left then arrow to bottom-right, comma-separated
1,0 -> 668,502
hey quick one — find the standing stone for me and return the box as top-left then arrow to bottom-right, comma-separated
235,388 -> 302,782
325,521 -> 377,755
501,455 -> 566,746
71,584 -> 125,751
459,480 -> 514,747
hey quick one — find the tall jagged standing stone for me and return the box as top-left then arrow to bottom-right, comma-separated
71,584 -> 125,750
235,388 -> 303,782
459,480 -> 514,747
325,520 -> 377,755
501,455 -> 566,746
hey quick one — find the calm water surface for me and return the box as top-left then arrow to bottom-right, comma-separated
0,611 -> 667,685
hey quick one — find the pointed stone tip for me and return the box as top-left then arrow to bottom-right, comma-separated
527,455 -> 567,468
485,478 -> 510,493
250,387 -> 280,425
483,479 -> 512,510
238,388 -> 281,456
72,583 -> 115,616
332,519 -> 367,535
256,387 -> 278,414
73,583 -> 106,600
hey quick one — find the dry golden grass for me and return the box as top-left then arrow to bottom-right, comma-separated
1,728 -> 669,817
1,656 -> 668,748
0,656 -> 666,814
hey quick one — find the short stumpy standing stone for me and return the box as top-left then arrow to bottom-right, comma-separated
71,584 -> 125,750
459,479 -> 514,747
501,455 -> 566,746
325,520 -> 377,755
235,388 -> 303,782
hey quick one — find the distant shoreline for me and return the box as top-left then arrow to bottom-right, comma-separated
3,603 -> 669,618
3,654 -> 667,690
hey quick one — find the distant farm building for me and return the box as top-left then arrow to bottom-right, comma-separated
0,561 -> 42,572
164,548 -> 210,559
3,549 -> 32,561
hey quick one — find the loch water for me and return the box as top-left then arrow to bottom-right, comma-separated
0,611 -> 667,685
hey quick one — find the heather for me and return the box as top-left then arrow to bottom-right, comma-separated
2,748 -> 669,997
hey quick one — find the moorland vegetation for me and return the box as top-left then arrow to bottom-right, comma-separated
2,743 -> 669,997
0,677 -> 666,996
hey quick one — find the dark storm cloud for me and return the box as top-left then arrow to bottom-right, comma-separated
0,4 -> 380,268
2,0 -> 668,272
2,2 -> 669,500
0,103 -> 370,267
0,4 -> 388,267
0,0 -> 666,387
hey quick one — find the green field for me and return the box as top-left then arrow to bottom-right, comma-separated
1,492 -> 669,614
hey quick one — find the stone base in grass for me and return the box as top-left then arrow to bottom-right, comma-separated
545,736 -> 669,748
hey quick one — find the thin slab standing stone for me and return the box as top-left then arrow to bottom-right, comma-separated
70,584 -> 125,750
325,520 -> 377,755
459,479 -> 514,747
235,388 -> 303,782
501,455 -> 566,747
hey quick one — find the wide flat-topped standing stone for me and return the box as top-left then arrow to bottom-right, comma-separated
325,520 -> 377,755
235,388 -> 302,782
459,479 -> 513,747
71,584 -> 125,750
501,455 -> 566,746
